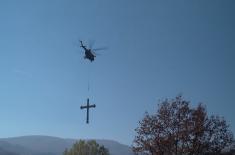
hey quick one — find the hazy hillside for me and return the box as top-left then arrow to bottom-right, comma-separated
0,140 -> 30,155
0,135 -> 134,155
0,146 -> 20,155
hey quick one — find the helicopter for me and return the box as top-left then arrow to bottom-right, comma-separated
80,40 -> 96,62
80,40 -> 107,62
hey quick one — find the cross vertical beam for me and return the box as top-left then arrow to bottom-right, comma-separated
80,98 -> 96,124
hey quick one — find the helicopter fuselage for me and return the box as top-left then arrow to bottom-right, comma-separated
80,41 -> 95,62
84,49 -> 95,62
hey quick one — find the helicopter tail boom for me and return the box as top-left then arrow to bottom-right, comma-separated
80,40 -> 87,50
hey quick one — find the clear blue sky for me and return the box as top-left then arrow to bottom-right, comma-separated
0,0 -> 234,145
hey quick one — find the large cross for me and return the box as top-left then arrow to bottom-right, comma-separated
80,98 -> 96,124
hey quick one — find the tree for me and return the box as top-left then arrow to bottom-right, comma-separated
133,95 -> 233,155
63,140 -> 110,155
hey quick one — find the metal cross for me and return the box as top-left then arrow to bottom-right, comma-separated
80,98 -> 96,124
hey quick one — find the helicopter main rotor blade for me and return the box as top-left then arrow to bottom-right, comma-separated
92,51 -> 101,56
93,47 -> 108,51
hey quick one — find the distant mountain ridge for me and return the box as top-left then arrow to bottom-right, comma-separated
0,135 -> 134,155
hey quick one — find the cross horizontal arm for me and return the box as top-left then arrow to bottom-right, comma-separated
80,104 -> 96,109
80,106 -> 86,109
89,104 -> 96,108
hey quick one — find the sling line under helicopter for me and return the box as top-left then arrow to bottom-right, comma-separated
87,62 -> 91,95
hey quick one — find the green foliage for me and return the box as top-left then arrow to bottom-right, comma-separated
63,140 -> 109,155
